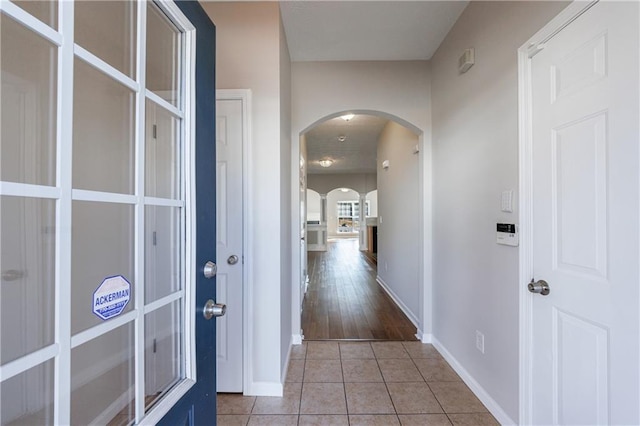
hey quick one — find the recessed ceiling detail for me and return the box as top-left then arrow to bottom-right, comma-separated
306,114 -> 389,174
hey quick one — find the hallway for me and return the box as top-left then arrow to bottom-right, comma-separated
217,341 -> 498,425
302,239 -> 417,340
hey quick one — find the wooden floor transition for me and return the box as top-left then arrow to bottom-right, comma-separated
302,238 -> 417,340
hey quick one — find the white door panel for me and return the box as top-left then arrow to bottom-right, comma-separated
530,2 -> 639,425
216,98 -> 244,392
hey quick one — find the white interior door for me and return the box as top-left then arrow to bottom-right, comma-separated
216,97 -> 244,392
530,2 -> 639,424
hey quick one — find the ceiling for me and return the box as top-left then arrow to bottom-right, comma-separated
280,1 -> 468,62
306,114 -> 389,174
281,1 -> 468,174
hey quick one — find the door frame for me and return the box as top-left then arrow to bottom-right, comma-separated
517,2 -> 600,424
215,89 -> 253,394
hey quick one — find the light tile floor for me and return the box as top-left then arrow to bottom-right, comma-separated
217,342 -> 499,426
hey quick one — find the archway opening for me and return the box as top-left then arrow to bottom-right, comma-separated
300,112 -> 421,340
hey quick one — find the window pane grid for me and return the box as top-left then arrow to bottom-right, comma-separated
1,1 -> 189,424
337,201 -> 360,233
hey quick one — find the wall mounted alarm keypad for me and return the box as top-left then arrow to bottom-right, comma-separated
496,223 -> 519,246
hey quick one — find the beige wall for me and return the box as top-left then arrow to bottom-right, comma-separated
430,1 -> 569,421
202,2 -> 289,393
376,121 -> 420,321
279,13 -> 293,377
306,173 -> 376,195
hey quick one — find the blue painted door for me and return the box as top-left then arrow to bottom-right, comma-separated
159,2 -> 217,425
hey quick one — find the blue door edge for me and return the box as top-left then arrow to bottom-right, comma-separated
158,1 -> 217,425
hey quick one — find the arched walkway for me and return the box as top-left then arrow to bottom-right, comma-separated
299,111 -> 423,341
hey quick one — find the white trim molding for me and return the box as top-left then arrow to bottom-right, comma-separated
517,2 -> 598,425
416,332 -> 433,344
246,382 -> 284,398
432,338 -> 516,426
376,276 -> 419,328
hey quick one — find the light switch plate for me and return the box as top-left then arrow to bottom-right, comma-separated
501,190 -> 513,213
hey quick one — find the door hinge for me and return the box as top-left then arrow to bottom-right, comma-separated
153,338 -> 157,353
153,231 -> 157,246
152,124 -> 157,139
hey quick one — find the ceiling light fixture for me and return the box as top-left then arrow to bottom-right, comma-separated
337,135 -> 346,142
319,159 -> 333,168
340,188 -> 349,193
341,113 -> 355,122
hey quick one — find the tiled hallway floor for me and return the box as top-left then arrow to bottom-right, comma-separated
217,341 -> 499,426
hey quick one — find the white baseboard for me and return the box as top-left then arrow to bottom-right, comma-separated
281,333 -> 298,384
246,381 -> 283,397
292,334 -> 303,345
432,337 -> 516,426
415,332 -> 433,343
376,276 -> 419,327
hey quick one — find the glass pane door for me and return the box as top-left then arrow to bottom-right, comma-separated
0,1 -> 193,424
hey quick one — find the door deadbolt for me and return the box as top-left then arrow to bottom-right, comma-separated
227,255 -> 239,265
203,261 -> 217,279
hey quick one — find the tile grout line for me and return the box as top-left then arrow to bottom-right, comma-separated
338,342 -> 353,426
296,342 -> 307,425
409,353 -> 451,420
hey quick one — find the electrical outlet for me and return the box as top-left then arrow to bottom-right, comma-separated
476,330 -> 485,354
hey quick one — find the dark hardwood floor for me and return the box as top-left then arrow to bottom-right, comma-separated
302,238 -> 417,341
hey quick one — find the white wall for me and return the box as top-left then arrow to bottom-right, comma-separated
366,190 -> 378,218
306,173 -> 376,195
202,2 -> 289,394
306,189 -> 321,222
430,1 -> 569,421
376,121 -> 420,323
292,60 -> 433,339
292,61 -> 430,133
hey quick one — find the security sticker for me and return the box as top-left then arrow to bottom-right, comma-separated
93,275 -> 131,320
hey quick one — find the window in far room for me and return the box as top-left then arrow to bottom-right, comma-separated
336,201 -> 369,233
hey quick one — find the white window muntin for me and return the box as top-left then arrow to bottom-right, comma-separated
0,0 -> 196,424
336,201 -> 369,233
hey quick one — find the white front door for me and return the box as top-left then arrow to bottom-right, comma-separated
216,96 -> 244,392
529,2 -> 639,424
